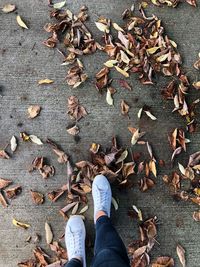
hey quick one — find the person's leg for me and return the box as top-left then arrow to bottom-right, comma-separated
64,215 -> 86,267
91,175 -> 130,267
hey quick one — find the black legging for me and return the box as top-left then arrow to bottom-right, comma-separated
65,215 -> 130,267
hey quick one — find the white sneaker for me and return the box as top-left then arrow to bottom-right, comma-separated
92,174 -> 112,223
65,215 -> 86,267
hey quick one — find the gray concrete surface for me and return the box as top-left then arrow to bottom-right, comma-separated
0,0 -> 200,266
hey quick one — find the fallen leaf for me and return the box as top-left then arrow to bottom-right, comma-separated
118,79 -> 132,90
0,191 -> 8,208
71,202 -> 79,215
13,218 -> 30,229
30,190 -> 44,204
2,4 -> 16,13
66,125 -> 80,136
16,15 -> 28,29
45,222 -> 53,244
0,178 -> 12,189
115,66 -> 129,77
186,0 -> 197,7
17,259 -> 37,267
38,79 -> 54,85
29,135 -> 43,145
121,100 -> 129,115
176,244 -> 186,267
106,88 -> 114,106
192,81 -> 200,90
144,110 -> 157,120
79,205 -> 89,214
0,150 -> 10,159
193,211 -> 200,221
28,105 -> 41,119
111,197 -> 119,210
10,135 -> 17,152
95,22 -> 109,33
132,205 -> 143,221
5,186 -> 22,199
53,1 -> 66,9
152,256 -> 174,267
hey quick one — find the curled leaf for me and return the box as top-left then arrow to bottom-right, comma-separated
28,105 -> 41,119
2,4 -> 16,13
0,192 -> 8,208
95,22 -> 109,33
16,15 -> 28,29
0,178 -> 12,189
144,110 -> 157,120
13,218 -> 30,229
176,244 -> 186,267
0,150 -> 10,159
30,190 -> 44,205
193,211 -> 200,221
111,197 -> 119,210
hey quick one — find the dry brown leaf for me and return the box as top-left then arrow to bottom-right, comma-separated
193,211 -> 200,221
30,190 -> 44,204
176,244 -> 186,267
0,150 -> 10,159
0,178 -> 12,189
33,247 -> 49,266
17,259 -> 37,267
28,105 -> 41,119
152,256 -> 174,267
66,125 -> 80,136
0,191 -> 8,208
5,186 -> 22,199
121,100 -> 129,115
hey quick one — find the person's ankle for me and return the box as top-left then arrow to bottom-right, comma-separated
73,256 -> 83,263
96,210 -> 107,222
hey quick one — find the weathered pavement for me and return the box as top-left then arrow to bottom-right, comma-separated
0,0 -> 200,266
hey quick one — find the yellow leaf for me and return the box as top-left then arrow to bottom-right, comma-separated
95,22 -> 109,33
169,39 -> 177,48
106,88 -> 114,106
16,15 -> 28,29
149,160 -> 157,177
146,46 -> 161,54
38,79 -> 54,85
115,66 -> 129,77
112,23 -> 124,32
141,1 -> 148,8
104,60 -> 118,68
156,53 -> 169,62
13,218 -> 30,229
151,0 -> 160,6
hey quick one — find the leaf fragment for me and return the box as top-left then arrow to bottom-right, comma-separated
45,222 -> 53,244
16,15 -> 28,29
193,211 -> 200,221
95,22 -> 109,33
0,192 -> 8,208
13,218 -> 30,229
0,178 -> 12,189
115,66 -> 129,77
120,100 -> 129,115
2,4 -> 16,13
176,244 -> 186,267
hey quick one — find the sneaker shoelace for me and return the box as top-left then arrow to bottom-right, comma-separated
69,229 -> 83,256
96,187 -> 108,212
